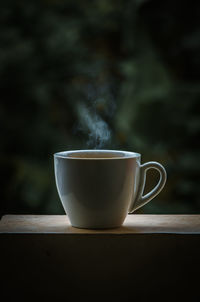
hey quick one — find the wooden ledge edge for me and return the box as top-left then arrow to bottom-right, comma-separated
0,214 -> 200,234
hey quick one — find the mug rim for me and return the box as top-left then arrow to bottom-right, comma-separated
54,149 -> 141,160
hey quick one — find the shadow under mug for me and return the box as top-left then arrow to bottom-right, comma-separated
54,150 -> 167,229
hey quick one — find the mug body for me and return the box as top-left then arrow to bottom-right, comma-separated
54,150 -> 141,229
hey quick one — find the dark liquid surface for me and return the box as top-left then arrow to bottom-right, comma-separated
68,151 -> 125,159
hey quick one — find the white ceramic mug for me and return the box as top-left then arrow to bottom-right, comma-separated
54,150 -> 167,229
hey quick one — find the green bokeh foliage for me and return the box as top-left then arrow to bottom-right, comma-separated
1,0 -> 200,215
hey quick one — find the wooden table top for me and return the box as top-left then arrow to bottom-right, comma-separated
0,214 -> 200,234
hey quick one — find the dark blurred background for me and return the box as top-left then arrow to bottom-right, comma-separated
1,0 -> 200,217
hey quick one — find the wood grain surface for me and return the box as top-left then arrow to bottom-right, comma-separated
0,214 -> 200,233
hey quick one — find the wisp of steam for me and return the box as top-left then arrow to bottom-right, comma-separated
77,103 -> 111,149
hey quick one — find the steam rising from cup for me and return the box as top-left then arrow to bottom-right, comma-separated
77,103 -> 111,149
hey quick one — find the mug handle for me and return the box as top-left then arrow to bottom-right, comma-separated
129,161 -> 167,213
